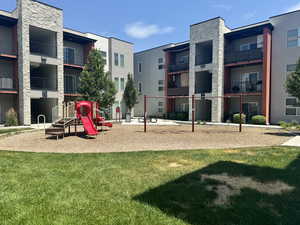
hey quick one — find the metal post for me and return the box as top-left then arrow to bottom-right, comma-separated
239,95 -> 243,133
144,95 -> 147,133
192,95 -> 195,133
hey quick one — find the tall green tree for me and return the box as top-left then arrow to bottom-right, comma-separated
78,49 -> 117,110
123,74 -> 138,113
286,58 -> 300,101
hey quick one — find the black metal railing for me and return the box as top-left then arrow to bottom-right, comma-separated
224,48 -> 263,64
30,76 -> 57,91
226,80 -> 262,94
167,87 -> 189,96
168,62 -> 189,72
0,77 -> 15,90
30,41 -> 57,58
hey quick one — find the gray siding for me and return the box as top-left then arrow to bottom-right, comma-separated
270,11 -> 300,123
109,38 -> 134,118
134,44 -> 172,117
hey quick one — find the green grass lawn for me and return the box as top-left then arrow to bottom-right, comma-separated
0,147 -> 300,225
0,128 -> 32,135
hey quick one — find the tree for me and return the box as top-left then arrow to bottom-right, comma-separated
286,58 -> 300,101
78,49 -> 117,110
123,74 -> 138,113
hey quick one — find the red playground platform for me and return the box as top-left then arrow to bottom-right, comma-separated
45,101 -> 113,139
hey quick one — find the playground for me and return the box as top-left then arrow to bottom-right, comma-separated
0,123 -> 291,153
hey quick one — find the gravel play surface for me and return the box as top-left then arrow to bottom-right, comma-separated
0,124 -> 292,153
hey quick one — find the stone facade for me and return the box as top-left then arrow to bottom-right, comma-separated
17,0 -> 64,125
189,17 -> 229,122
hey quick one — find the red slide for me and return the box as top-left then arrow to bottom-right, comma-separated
81,116 -> 98,136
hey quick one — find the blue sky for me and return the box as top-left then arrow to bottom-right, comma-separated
1,0 -> 300,52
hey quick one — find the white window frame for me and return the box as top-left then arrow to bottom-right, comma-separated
120,78 -> 125,91
114,53 -> 119,66
287,28 -> 300,48
138,81 -> 142,94
120,54 -> 125,67
285,97 -> 300,116
114,77 -> 119,91
64,47 -> 76,65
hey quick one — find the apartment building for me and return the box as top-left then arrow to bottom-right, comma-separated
135,10 -> 300,124
0,0 -> 133,125
134,44 -> 173,117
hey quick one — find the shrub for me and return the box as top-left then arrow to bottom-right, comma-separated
5,108 -> 18,127
232,113 -> 246,124
197,120 -> 207,125
279,121 -> 289,129
251,115 -> 266,125
176,112 -> 188,121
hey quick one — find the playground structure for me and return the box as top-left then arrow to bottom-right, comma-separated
45,101 -> 113,139
143,94 -> 247,133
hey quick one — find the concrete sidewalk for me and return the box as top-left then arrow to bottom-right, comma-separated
282,136 -> 300,147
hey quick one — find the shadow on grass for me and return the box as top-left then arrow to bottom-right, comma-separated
134,156 -> 300,225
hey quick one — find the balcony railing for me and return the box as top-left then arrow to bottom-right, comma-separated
168,62 -> 189,73
0,77 -> 15,90
30,76 -> 57,91
224,48 -> 263,65
30,41 -> 57,58
167,87 -> 189,96
225,80 -> 262,94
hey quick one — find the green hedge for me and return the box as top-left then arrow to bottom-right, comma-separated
232,113 -> 246,124
251,115 -> 266,125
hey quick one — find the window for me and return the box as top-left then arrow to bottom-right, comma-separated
64,47 -> 75,65
158,65 -> 164,70
158,108 -> 163,113
181,103 -> 189,113
114,53 -> 119,66
158,102 -> 164,107
287,64 -> 297,72
138,82 -> 142,93
286,64 -> 297,82
257,35 -> 263,48
138,63 -> 142,73
158,58 -> 163,64
286,97 -> 300,116
158,86 -> 164,92
114,77 -> 119,91
120,54 -> 125,67
240,44 -> 250,51
100,51 -> 107,65
120,78 -> 125,91
287,28 -> 300,48
64,75 -> 77,93
158,80 -> 164,85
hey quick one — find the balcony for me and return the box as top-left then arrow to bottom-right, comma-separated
30,41 -> 57,58
224,48 -> 263,65
225,80 -> 262,94
167,87 -> 189,96
30,76 -> 57,91
168,62 -> 189,73
0,77 -> 16,90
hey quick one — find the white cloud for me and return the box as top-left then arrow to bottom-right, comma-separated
243,11 -> 256,20
211,4 -> 232,11
125,22 -> 174,39
285,2 -> 300,12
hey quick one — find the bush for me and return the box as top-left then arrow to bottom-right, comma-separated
197,120 -> 207,125
251,115 -> 266,125
176,112 -> 188,121
279,120 -> 300,130
279,121 -> 289,129
5,108 -> 18,127
232,113 -> 246,124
